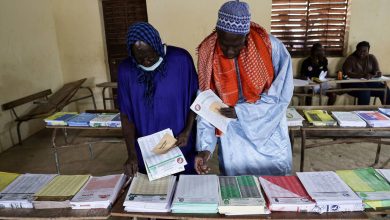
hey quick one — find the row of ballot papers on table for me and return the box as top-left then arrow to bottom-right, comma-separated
287,107 -> 390,127
1,169 -> 390,214
0,173 -> 126,210
123,169 -> 390,215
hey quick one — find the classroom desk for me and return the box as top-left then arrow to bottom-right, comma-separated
110,192 -> 370,220
96,82 -> 118,110
47,125 -> 123,174
318,77 -> 390,105
293,79 -> 318,105
294,105 -> 390,172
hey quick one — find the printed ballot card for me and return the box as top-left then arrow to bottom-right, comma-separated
191,90 -> 236,133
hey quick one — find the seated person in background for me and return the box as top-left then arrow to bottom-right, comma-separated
342,41 -> 390,105
118,22 -> 198,176
300,43 -> 336,105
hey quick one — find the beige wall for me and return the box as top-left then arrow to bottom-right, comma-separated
52,0 -> 108,111
0,0 -> 64,151
147,0 -> 390,77
146,0 -> 272,59
0,0 -> 108,152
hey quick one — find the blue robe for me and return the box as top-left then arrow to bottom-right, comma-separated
196,35 -> 294,176
118,46 -> 198,174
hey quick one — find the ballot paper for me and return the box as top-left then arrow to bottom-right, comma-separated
377,169 -> 390,183
287,108 -> 305,127
190,90 -> 236,133
337,168 -> 390,209
0,172 -> 20,192
218,176 -> 267,215
0,174 -> 57,208
124,173 -> 177,212
171,175 -> 219,213
331,111 -> 367,127
70,174 -> 126,209
293,79 -> 310,87
138,129 -> 187,181
297,171 -> 364,213
319,71 -> 328,81
259,176 -> 316,212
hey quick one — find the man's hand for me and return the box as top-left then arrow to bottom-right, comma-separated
175,132 -> 190,147
219,107 -> 237,119
123,155 -> 138,177
365,73 -> 375,80
195,150 -> 211,174
375,71 -> 382,77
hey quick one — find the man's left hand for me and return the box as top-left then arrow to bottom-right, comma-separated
175,132 -> 190,147
219,107 -> 237,119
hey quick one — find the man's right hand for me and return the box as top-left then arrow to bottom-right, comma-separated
123,155 -> 138,177
195,150 -> 211,174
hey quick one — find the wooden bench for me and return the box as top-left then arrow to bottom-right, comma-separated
1,78 -> 97,145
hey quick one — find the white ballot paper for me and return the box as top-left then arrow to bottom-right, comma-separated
319,71 -> 328,81
190,90 -> 236,133
138,129 -> 187,181
297,171 -> 363,213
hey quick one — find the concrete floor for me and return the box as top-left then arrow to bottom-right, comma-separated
0,128 -> 389,176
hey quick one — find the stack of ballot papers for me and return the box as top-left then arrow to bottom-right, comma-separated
171,175 -> 219,213
218,176 -> 267,215
89,113 -> 119,127
378,108 -> 390,117
259,176 -> 316,212
377,169 -> 390,183
44,112 -> 78,126
336,168 -> 390,209
297,171 -> 364,213
67,113 -> 98,127
286,108 -> 305,127
106,113 -> 121,128
0,172 -> 20,192
331,111 -> 367,127
190,89 -> 236,133
70,174 -> 126,209
0,174 -> 56,208
138,129 -> 187,181
124,173 -> 176,212
293,79 -> 310,87
303,110 -> 337,126
33,175 -> 90,209
355,111 -> 390,127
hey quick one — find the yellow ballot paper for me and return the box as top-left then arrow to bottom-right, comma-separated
0,171 -> 20,191
129,173 -> 169,195
35,175 -> 90,199
152,133 -> 177,154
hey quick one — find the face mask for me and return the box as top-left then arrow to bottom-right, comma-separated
138,56 -> 163,72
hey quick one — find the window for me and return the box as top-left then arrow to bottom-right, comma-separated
271,0 -> 349,57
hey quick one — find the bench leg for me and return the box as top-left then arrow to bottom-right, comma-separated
374,140 -> 382,166
16,121 -> 23,145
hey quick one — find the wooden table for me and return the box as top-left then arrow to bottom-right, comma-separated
293,105 -> 390,172
96,82 -> 117,110
110,192 -> 369,219
0,208 -> 109,219
47,125 -> 123,174
318,77 -> 390,105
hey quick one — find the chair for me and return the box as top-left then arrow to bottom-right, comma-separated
2,78 -> 96,145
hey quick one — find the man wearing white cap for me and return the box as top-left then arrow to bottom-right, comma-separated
195,0 -> 294,176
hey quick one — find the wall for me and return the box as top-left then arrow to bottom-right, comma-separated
0,0 -> 64,151
52,0 -> 109,111
146,0 -> 272,60
0,0 -> 108,152
147,0 -> 390,76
